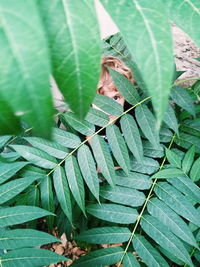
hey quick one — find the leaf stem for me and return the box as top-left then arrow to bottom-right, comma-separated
117,134 -> 176,266
46,96 -> 151,177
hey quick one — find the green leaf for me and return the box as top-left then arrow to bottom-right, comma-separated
53,167 -> 72,223
85,107 -> 109,127
165,149 -> 182,168
171,87 -> 195,116
162,0 -> 200,48
10,145 -> 57,169
72,247 -> 124,267
158,246 -> 184,266
154,182 -> 200,227
130,156 -> 159,175
77,145 -> 99,202
0,229 -> 59,249
52,127 -> 81,149
0,176 -> 40,205
135,105 -> 160,147
123,252 -> 140,267
0,135 -> 12,149
106,124 -> 130,174
0,248 -> 67,267
62,112 -> 95,136
175,132 -> 200,153
141,215 -> 193,266
0,152 -> 20,163
40,176 -> 55,231
86,204 -> 138,224
151,168 -> 184,179
101,0 -> 174,126
0,206 -> 53,227
180,119 -> 200,138
120,114 -> 143,163
143,141 -> 164,158
65,155 -> 85,214
163,104 -> 179,134
91,135 -> 115,187
148,198 -> 198,248
38,0 -> 101,118
167,176 -> 200,203
27,185 -> 40,229
0,98 -> 21,134
100,185 -> 145,207
133,234 -> 169,267
190,157 -> 200,182
24,137 -> 68,159
0,0 -> 53,138
108,68 -> 140,105
159,127 -> 173,143
93,94 -> 123,116
0,161 -> 28,185
115,170 -> 152,190
182,145 -> 195,173
19,165 -> 46,178
75,227 -> 131,244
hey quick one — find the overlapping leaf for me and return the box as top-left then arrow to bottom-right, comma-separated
76,227 -> 131,244
0,0 -> 53,137
106,124 -> 130,174
101,0 -> 174,125
38,0 -> 101,118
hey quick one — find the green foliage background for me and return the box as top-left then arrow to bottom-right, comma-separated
0,0 -> 200,266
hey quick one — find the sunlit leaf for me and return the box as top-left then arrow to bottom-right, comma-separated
106,124 -> 130,174
190,157 -> 200,182
151,168 -> 184,179
148,198 -> 198,248
154,182 -> 200,227
53,166 -> 72,223
120,114 -> 143,163
72,247 -> 124,267
108,68 -> 140,105
10,145 -> 57,169
52,127 -> 81,149
77,145 -> 99,202
0,176 -> 40,205
133,234 -> 169,267
100,185 -> 145,207
170,87 -> 195,116
182,145 -> 195,173
101,0 -> 174,126
24,137 -> 68,159
115,170 -> 152,190
86,204 -> 138,224
0,0 -> 53,137
93,94 -> 123,116
0,229 -> 59,249
0,161 -> 28,185
165,149 -> 182,168
38,0 -> 101,118
91,135 -> 115,187
163,104 -> 179,135
75,227 -> 131,244
135,104 -> 160,147
0,248 -> 67,267
0,206 -> 53,227
123,252 -> 140,267
65,155 -> 85,214
141,215 -> 193,266
40,176 -> 55,230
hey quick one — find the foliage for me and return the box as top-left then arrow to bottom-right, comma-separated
0,0 -> 200,136
0,1 -> 200,266
0,31 -> 200,266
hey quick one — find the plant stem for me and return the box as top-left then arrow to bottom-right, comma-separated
117,134 -> 176,266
